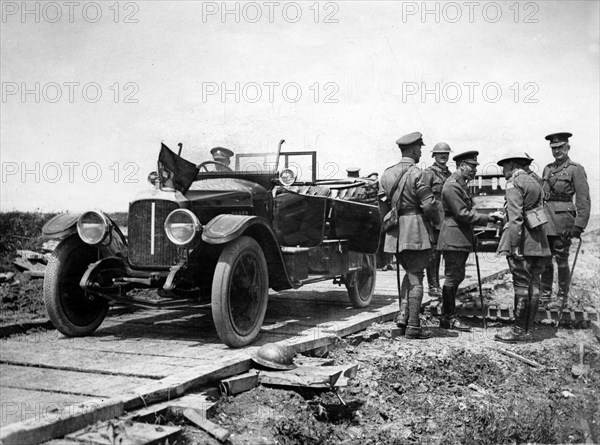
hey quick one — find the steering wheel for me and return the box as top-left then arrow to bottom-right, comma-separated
197,161 -> 233,172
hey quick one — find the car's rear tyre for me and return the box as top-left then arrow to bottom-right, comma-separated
43,237 -> 108,336
346,254 -> 376,308
211,236 -> 269,348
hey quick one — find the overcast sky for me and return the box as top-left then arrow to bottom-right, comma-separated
1,1 -> 598,213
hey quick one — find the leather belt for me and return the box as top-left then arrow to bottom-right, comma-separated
546,194 -> 572,202
399,208 -> 423,216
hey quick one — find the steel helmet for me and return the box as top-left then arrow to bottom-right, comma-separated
252,343 -> 297,370
497,151 -> 533,166
431,142 -> 452,156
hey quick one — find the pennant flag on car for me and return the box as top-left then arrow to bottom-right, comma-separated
157,143 -> 199,194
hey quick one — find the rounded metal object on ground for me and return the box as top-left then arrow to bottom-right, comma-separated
252,343 -> 297,370
43,237 -> 109,336
346,254 -> 376,308
212,236 -> 269,348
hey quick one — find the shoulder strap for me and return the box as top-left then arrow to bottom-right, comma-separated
389,168 -> 412,208
386,168 -> 408,205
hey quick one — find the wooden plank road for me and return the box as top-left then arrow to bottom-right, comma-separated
0,254 -> 505,444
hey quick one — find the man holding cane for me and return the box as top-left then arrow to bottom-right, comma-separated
495,152 -> 551,343
437,150 -> 503,332
540,132 -> 590,310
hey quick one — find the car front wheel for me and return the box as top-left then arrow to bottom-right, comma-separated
211,236 -> 269,348
346,254 -> 376,308
43,237 -> 108,336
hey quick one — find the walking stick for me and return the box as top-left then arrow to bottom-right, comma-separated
555,236 -> 583,327
473,231 -> 487,329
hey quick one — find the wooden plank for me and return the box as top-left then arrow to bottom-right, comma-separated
66,421 -> 181,445
168,393 -> 217,416
0,398 -> 124,445
0,341 -> 205,379
0,387 -> 103,428
183,408 -> 230,443
118,356 -> 254,411
1,330 -> 231,360
219,371 -> 259,396
1,365 -> 156,397
294,356 -> 336,366
258,365 -> 346,389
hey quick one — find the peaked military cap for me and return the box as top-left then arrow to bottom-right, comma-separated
453,150 -> 479,166
210,146 -> 234,159
346,167 -> 360,177
431,142 -> 452,154
496,151 -> 533,166
396,132 -> 425,148
545,132 -> 572,148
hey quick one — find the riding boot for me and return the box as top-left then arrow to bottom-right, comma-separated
395,275 -> 409,335
527,282 -> 540,335
495,288 -> 531,343
405,282 -> 432,340
551,261 -> 571,310
439,285 -> 454,329
540,258 -> 553,305
439,286 -> 472,331
426,251 -> 442,298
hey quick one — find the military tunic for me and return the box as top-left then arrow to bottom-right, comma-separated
437,172 -> 489,251
381,158 -> 439,253
380,157 -> 440,333
422,162 -> 451,230
542,157 -> 590,236
498,169 -> 551,257
541,157 -> 591,299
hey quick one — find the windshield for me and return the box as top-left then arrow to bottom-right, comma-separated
190,145 -> 280,174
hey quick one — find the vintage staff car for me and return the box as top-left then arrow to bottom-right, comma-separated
42,141 -> 381,347
469,172 -> 506,247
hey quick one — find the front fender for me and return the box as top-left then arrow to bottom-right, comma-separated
44,212 -> 127,258
42,213 -> 80,240
202,214 -> 273,245
202,214 -> 293,291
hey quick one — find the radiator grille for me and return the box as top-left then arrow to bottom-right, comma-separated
128,200 -> 180,267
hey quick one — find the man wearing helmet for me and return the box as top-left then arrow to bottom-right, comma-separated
495,152 -> 550,343
422,142 -> 453,298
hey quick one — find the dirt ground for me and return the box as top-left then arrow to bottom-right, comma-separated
163,223 -> 600,445
2,216 -> 599,444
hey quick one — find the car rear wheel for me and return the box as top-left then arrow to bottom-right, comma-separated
211,236 -> 269,348
43,237 -> 108,336
346,254 -> 376,308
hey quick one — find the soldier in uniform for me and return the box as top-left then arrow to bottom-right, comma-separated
381,132 -> 440,339
210,147 -> 234,171
437,150 -> 503,332
422,142 -> 453,298
524,153 -> 543,185
494,153 -> 551,343
540,132 -> 591,309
